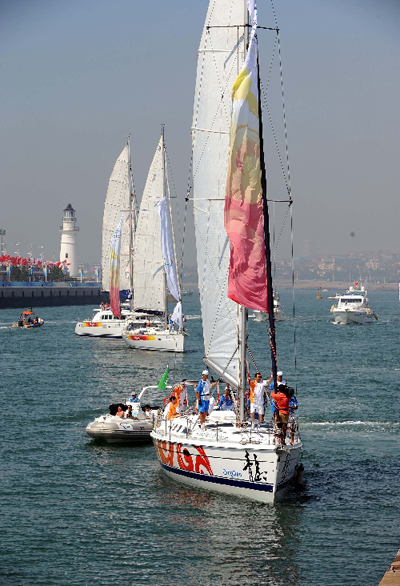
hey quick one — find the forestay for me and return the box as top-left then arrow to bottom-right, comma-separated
133,137 -> 166,313
192,0 -> 247,388
102,144 -> 131,293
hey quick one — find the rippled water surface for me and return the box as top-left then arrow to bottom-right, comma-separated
1,290 -> 399,586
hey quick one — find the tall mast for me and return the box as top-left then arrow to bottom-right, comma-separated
237,3 -> 249,425
258,57 -> 277,390
127,135 -> 135,310
161,125 -> 168,327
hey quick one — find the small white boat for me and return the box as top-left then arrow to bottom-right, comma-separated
75,304 -> 131,337
329,283 -> 378,324
253,292 -> 284,322
85,386 -> 161,443
74,303 -> 164,338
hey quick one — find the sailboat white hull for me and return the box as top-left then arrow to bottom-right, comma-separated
75,320 -> 124,337
122,329 -> 185,352
151,415 -> 302,504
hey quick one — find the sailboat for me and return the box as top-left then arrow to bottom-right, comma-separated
75,139 -> 161,338
75,139 -> 137,337
151,0 -> 302,503
122,127 -> 185,352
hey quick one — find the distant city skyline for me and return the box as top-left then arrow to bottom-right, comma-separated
1,0 -> 400,266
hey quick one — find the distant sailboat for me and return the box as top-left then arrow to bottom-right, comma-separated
101,138 -> 136,300
122,127 -> 185,352
75,138 -> 160,338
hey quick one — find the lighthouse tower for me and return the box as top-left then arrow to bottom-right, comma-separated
60,204 -> 79,277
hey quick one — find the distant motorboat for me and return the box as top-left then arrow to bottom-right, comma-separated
12,309 -> 44,329
329,282 -> 378,325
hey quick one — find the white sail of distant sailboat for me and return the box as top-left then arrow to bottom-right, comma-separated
132,135 -> 166,314
101,141 -> 134,296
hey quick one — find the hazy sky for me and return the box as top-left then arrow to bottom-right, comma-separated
1,0 -> 399,265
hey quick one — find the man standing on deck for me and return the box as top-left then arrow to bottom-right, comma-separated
248,373 -> 268,427
196,370 -> 217,428
266,371 -> 286,426
270,385 -> 290,445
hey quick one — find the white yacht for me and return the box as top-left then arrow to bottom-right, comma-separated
329,283 -> 378,325
75,305 -> 162,338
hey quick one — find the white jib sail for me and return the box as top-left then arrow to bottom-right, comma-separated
133,136 -> 166,313
102,144 -> 131,293
171,300 -> 183,329
157,197 -> 180,302
192,0 -> 247,388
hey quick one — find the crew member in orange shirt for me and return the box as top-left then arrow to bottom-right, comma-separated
270,386 -> 289,445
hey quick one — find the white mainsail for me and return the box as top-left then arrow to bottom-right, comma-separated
133,136 -> 166,313
101,144 -> 132,293
192,0 -> 247,388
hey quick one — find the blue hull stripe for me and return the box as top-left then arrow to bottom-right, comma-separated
160,463 -> 275,492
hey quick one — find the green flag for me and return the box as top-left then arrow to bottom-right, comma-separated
157,365 -> 169,390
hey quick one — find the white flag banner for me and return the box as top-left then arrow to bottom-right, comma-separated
157,197 -> 180,302
171,301 -> 183,329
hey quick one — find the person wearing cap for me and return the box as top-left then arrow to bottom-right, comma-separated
248,372 -> 269,426
196,370 -> 217,427
266,371 -> 286,426
270,384 -> 290,445
130,392 -> 140,403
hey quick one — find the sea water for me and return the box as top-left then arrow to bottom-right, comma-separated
0,289 -> 399,586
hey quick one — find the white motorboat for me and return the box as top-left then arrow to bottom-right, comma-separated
85,386 -> 162,443
253,292 -> 284,322
75,305 -> 163,338
329,283 -> 378,325
122,127 -> 185,353
151,0 -> 302,504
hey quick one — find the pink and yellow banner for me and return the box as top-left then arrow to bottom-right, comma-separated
224,0 -> 268,312
109,217 -> 123,319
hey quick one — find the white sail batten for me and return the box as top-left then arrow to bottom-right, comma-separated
102,144 -> 131,292
192,0 -> 247,387
133,136 -> 166,313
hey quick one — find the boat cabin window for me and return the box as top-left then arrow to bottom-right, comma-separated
340,298 -> 362,304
